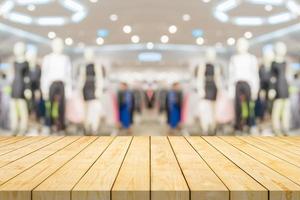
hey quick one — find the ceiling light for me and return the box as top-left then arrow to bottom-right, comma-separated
268,12 -> 294,24
131,35 -> 140,43
182,14 -> 191,21
146,42 -> 154,50
89,0 -> 98,3
202,0 -> 211,3
65,37 -> 73,46
244,31 -> 253,39
161,35 -> 169,44
234,17 -> 264,26
47,31 -> 56,39
123,25 -> 132,34
96,37 -> 104,45
196,37 -> 204,45
0,1 -> 14,15
110,14 -> 118,21
168,25 -> 178,34
264,4 -> 273,12
227,37 -> 236,46
27,4 -> 36,11
7,12 -> 33,25
36,17 -> 66,26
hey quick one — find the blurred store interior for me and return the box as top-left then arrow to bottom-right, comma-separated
0,0 -> 300,136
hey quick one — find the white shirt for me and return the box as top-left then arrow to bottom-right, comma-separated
229,53 -> 259,99
41,53 -> 72,99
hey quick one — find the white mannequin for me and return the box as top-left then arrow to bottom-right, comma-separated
229,38 -> 259,131
41,38 -> 72,131
197,48 -> 221,135
271,42 -> 290,135
10,42 -> 29,135
79,48 -> 104,134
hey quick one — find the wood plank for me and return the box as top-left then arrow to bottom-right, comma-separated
238,136 -> 300,167
33,137 -> 114,200
151,136 -> 189,200
169,136 -> 229,200
112,137 -> 150,200
221,137 -> 300,186
0,137 -> 27,148
0,136 -> 63,168
255,137 -> 300,156
0,136 -> 46,156
72,136 -> 132,200
0,136 -> 80,185
0,137 -> 97,200
204,137 -> 300,200
277,137 -> 300,147
186,136 -> 267,200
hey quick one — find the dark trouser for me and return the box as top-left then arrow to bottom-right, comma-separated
235,81 -> 251,130
49,81 -> 65,130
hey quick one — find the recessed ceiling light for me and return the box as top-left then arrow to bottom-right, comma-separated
47,31 -> 56,39
65,37 -> 73,46
265,4 -> 273,12
123,25 -> 132,34
89,0 -> 98,3
227,37 -> 235,46
168,25 -> 178,34
96,37 -> 104,45
182,14 -> 191,21
244,31 -> 253,39
131,35 -> 140,43
196,37 -> 204,45
27,4 -> 36,11
110,14 -> 118,21
161,35 -> 169,44
202,0 -> 211,3
146,42 -> 154,49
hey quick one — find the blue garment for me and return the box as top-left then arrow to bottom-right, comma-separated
120,91 -> 133,129
167,91 -> 181,128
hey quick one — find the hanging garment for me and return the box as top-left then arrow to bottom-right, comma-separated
271,61 -> 289,99
166,90 -> 182,129
83,63 -> 96,101
144,89 -> 156,109
28,66 -> 43,119
204,63 -> 217,101
118,90 -> 135,129
66,92 -> 85,124
257,64 -> 272,119
133,89 -> 142,113
48,81 -> 65,130
11,61 -> 30,99
234,81 -> 254,130
215,91 -> 234,124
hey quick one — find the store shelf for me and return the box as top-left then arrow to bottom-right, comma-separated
0,136 -> 299,200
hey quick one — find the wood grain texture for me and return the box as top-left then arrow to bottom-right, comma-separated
151,136 -> 189,200
0,137 -> 97,200
204,137 -> 300,200
169,136 -> 229,200
72,136 -> 132,200
33,137 -> 114,200
112,136 -> 150,200
186,136 -> 267,200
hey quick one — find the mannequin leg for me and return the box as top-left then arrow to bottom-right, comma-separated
84,102 -> 90,134
199,100 -> 209,135
210,101 -> 217,135
282,99 -> 291,133
10,99 -> 18,134
18,99 -> 29,134
272,99 -> 282,135
90,100 -> 100,134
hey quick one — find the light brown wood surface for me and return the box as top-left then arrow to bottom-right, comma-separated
0,136 -> 299,200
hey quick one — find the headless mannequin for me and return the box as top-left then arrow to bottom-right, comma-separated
41,38 -> 72,132
229,38 -> 259,132
80,48 -> 103,135
271,42 -> 290,135
10,42 -> 29,135
197,48 -> 221,135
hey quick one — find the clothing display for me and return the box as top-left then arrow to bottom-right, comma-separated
118,90 -> 135,129
11,61 -> 29,99
41,53 -> 72,99
166,90 -> 182,129
83,63 -> 96,101
204,63 -> 217,101
144,89 -> 156,108
259,65 -> 272,93
271,61 -> 289,99
28,66 -> 43,119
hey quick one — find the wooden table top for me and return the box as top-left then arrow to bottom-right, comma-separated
0,136 -> 299,200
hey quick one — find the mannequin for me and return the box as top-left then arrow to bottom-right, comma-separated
271,42 -> 290,135
257,49 -> 275,121
26,50 -> 43,122
41,38 -> 72,132
229,38 -> 259,132
79,48 -> 103,135
197,48 -> 221,135
10,42 -> 30,135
